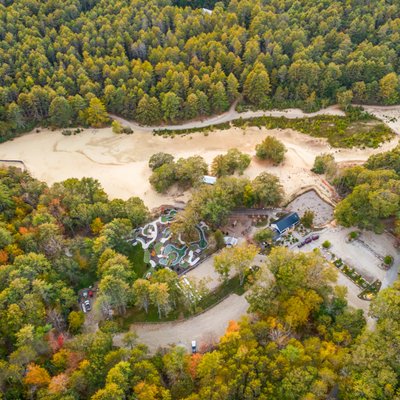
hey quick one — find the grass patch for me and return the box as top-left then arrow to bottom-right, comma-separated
125,245 -> 149,278
115,275 -> 244,329
154,122 -> 231,136
155,113 -> 393,148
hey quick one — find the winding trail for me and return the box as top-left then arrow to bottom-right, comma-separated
110,104 -> 346,132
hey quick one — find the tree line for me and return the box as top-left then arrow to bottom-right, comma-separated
2,0 -> 400,139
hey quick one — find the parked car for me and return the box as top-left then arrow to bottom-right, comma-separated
305,237 -> 312,244
297,242 -> 304,248
84,299 -> 91,312
312,234 -> 319,241
81,302 -> 87,313
191,340 -> 197,354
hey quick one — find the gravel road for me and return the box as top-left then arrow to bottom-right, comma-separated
113,293 -> 249,352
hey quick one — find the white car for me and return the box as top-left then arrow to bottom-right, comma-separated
84,299 -> 91,312
191,340 -> 197,354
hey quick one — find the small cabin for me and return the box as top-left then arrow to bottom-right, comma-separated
271,212 -> 300,235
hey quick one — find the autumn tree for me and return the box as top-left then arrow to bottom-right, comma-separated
214,243 -> 258,285
82,97 -> 110,128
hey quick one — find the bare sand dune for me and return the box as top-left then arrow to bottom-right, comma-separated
0,125 -> 398,209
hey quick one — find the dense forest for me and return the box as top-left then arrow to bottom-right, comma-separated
0,143 -> 399,398
2,0 -> 400,139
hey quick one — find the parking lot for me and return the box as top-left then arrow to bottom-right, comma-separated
291,226 -> 399,309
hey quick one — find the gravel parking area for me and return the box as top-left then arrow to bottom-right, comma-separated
287,189 -> 334,226
293,226 -> 399,317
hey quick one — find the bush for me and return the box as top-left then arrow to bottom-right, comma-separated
149,152 -> 174,171
349,231 -> 359,240
112,120 -> 123,134
384,255 -> 393,265
322,240 -> 331,249
301,210 -> 314,229
255,136 -> 286,165
62,129 -> 72,136
254,228 -> 274,244
214,229 -> 225,250
311,153 -> 336,175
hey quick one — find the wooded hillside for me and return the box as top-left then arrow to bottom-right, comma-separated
1,0 -> 400,138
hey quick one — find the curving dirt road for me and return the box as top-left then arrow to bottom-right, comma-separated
113,293 -> 249,352
110,104 -> 346,132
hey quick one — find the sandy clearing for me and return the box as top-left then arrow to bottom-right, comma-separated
113,293 -> 249,352
1,125 -> 398,209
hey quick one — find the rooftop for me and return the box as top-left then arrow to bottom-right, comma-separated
271,212 -> 300,234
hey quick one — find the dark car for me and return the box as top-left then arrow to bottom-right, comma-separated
312,234 -> 319,241
305,237 -> 312,244
297,242 -> 304,248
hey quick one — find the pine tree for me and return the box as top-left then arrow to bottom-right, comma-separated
243,63 -> 271,107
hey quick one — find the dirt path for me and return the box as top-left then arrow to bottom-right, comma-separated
110,104 -> 346,132
113,293 -> 249,352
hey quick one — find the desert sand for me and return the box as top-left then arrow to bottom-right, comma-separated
0,124 -> 398,209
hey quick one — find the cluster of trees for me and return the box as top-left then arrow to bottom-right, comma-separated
2,0 -> 400,138
149,154 -> 208,193
171,173 -> 284,240
334,146 -> 400,234
0,168 -> 153,397
133,269 -> 209,317
149,148 -> 253,193
214,243 -> 258,285
211,148 -> 251,177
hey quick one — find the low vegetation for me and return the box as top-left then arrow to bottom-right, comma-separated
312,153 -> 337,176
233,114 -> 394,148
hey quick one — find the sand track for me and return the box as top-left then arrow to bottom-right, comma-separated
0,106 -> 399,208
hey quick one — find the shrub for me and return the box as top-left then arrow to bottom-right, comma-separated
322,240 -> 331,249
214,229 -> 225,250
384,255 -> 393,265
349,231 -> 359,240
301,210 -> 314,229
255,136 -> 286,165
122,126 -> 133,134
62,129 -> 72,136
253,228 -> 274,244
311,153 -> 336,175
148,152 -> 174,171
112,120 -> 123,133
